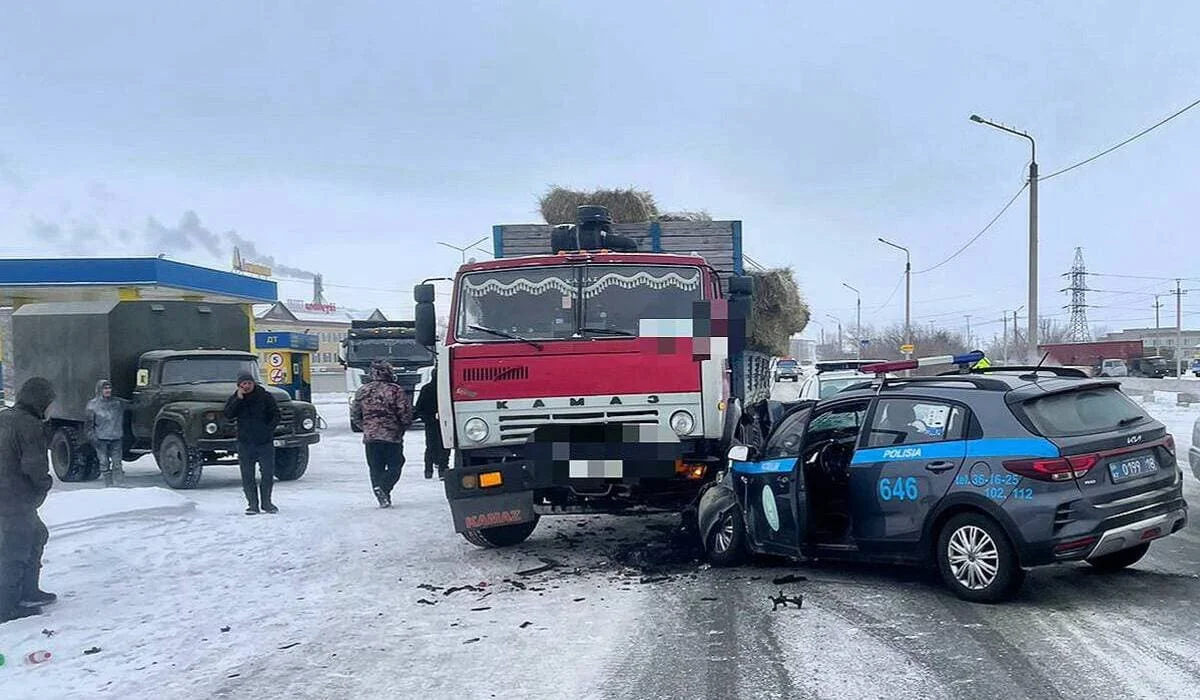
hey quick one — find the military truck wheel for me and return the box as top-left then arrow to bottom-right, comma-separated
462,516 -> 540,548
156,433 -> 204,489
274,447 -> 310,481
50,426 -> 100,483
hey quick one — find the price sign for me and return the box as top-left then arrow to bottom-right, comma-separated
268,353 -> 285,368
900,344 -> 915,354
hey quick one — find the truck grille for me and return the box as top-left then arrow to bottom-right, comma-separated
497,407 -> 659,443
275,406 -> 295,435
463,366 -> 529,382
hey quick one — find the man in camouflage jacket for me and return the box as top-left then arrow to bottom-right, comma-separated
350,361 -> 413,508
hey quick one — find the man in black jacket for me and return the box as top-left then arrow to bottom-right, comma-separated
0,377 -> 58,624
224,370 -> 280,515
414,368 -> 450,480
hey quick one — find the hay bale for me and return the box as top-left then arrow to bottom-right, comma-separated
659,210 -> 713,222
539,186 -> 659,224
747,268 -> 809,356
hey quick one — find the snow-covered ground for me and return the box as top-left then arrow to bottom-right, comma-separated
3,392 -> 1200,699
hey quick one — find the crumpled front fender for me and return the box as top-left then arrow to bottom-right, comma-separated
698,482 -> 739,547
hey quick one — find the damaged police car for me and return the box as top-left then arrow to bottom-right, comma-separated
699,353 -> 1188,602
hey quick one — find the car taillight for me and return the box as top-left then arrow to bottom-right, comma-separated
1003,454 -> 1097,482
1165,434 -> 1176,456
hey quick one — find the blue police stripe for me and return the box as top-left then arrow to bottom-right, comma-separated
732,457 -> 796,474
850,437 -> 1059,465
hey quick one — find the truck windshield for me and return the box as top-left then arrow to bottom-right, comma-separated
160,358 -> 260,385
456,264 -> 704,341
345,340 -> 433,367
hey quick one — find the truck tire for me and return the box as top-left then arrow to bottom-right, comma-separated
274,446 -> 310,481
156,432 -> 204,489
461,516 -> 540,548
49,426 -> 101,483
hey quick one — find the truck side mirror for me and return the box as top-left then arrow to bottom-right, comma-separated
414,284 -> 436,304
728,275 -> 754,298
415,303 -> 437,348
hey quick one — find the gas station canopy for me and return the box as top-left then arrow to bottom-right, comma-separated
0,257 -> 277,306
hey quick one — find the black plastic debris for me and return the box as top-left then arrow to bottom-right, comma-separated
573,597 -> 586,603
503,578 -> 527,590
417,583 -> 444,592
470,607 -> 492,612
278,642 -> 302,651
769,591 -> 803,611
638,575 -> 670,584
520,621 -> 533,629
444,585 -> 481,597
464,638 -> 481,645
772,574 -> 809,585
220,626 -> 231,633
700,597 -> 718,602
83,647 -> 102,655
41,628 -> 55,638
516,558 -> 562,577
417,598 -> 437,606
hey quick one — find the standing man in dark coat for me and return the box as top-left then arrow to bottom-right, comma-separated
414,368 -> 450,480
350,361 -> 413,507
224,370 -> 280,515
0,377 -> 58,623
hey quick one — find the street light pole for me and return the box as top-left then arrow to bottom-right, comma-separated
970,114 -> 1038,359
843,283 -> 862,359
826,314 -> 843,355
878,238 -> 911,358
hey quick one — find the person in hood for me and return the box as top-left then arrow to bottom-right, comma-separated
85,379 -> 128,487
350,360 -> 413,507
414,368 -> 450,480
224,370 -> 280,515
0,377 -> 58,623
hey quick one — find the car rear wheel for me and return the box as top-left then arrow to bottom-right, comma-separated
936,513 -> 1023,603
706,507 -> 748,567
1087,543 -> 1150,572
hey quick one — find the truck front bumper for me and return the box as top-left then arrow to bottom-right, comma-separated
197,433 -> 321,451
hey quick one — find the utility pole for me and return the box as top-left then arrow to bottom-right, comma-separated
1013,309 -> 1021,357
843,283 -> 862,359
1153,294 -> 1163,354
970,114 -> 1038,358
878,238 -> 911,358
1174,280 -> 1187,376
965,315 -> 972,348
1002,312 -> 1009,364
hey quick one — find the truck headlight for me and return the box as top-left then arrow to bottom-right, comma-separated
670,410 -> 696,436
302,417 -> 315,431
464,417 -> 489,443
204,422 -> 219,435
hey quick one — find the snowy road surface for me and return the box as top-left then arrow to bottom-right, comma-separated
3,390 -> 1200,699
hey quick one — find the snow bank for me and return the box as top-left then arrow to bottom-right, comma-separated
312,392 -> 349,405
40,487 -> 196,531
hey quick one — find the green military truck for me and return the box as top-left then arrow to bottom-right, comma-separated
11,299 -> 321,489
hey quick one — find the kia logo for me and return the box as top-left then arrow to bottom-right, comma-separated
1127,434 -> 1143,445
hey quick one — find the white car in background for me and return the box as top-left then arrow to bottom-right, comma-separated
798,369 -> 888,400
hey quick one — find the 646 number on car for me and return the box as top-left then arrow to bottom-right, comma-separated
879,476 -> 919,502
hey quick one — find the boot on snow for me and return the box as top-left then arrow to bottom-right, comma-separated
424,466 -> 434,479
374,487 -> 389,508
21,590 -> 57,607
103,470 -> 114,488
263,503 -> 279,514
112,466 -> 127,487
245,505 -> 261,515
1,562 -> 41,624
437,466 -> 447,481
20,564 -> 56,607
1,604 -> 42,624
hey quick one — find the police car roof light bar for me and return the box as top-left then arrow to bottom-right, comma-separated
860,351 -> 984,376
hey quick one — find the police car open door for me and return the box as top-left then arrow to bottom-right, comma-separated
734,407 -> 811,555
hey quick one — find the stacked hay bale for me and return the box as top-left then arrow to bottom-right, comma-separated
538,187 -> 809,355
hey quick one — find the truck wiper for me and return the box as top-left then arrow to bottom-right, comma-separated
468,325 -> 543,350
577,327 -> 635,337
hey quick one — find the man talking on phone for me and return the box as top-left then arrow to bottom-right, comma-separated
224,370 -> 280,515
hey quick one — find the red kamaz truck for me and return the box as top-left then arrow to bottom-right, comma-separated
413,206 -> 769,547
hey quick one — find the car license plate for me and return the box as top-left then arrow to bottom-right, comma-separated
1109,453 -> 1159,484
273,439 -> 285,448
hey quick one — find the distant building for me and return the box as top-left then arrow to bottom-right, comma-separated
1102,327 -> 1200,355
254,301 -> 388,392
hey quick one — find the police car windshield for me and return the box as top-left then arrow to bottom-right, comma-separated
161,358 -> 259,385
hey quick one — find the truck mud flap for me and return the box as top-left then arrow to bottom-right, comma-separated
448,491 -> 537,534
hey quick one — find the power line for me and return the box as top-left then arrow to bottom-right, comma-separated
914,182 -> 1028,274
1040,96 -> 1200,182
869,274 -> 906,315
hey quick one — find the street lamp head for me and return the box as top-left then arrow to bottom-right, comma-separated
969,114 -> 983,123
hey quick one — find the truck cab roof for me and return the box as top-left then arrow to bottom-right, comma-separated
139,349 -> 258,362
459,251 -> 712,273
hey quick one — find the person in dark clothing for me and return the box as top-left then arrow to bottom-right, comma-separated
223,370 -> 280,515
414,368 -> 450,480
0,377 -> 58,624
350,360 -> 413,507
85,379 -> 128,487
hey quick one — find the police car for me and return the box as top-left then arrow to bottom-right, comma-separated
699,352 -> 1188,602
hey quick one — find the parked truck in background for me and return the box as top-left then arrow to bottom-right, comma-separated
11,300 -> 321,488
340,320 -> 435,430
414,206 -> 769,547
1038,340 -> 1152,376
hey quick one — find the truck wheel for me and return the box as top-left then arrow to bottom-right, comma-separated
274,447 -> 310,481
156,433 -> 204,489
49,426 -> 101,483
461,517 -> 540,548
936,513 -> 1024,603
705,507 -> 748,567
1087,543 -> 1150,572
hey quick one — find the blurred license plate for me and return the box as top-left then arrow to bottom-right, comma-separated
1109,454 -> 1159,484
273,439 -> 285,447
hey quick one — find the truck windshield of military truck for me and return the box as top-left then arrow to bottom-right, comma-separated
160,357 -> 261,385
457,264 -> 703,341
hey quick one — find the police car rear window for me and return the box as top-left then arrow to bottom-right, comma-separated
1019,386 -> 1149,437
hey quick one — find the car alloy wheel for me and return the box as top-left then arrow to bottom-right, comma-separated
946,524 -> 1000,591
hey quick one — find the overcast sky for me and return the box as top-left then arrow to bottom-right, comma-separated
2,1 -> 1198,342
